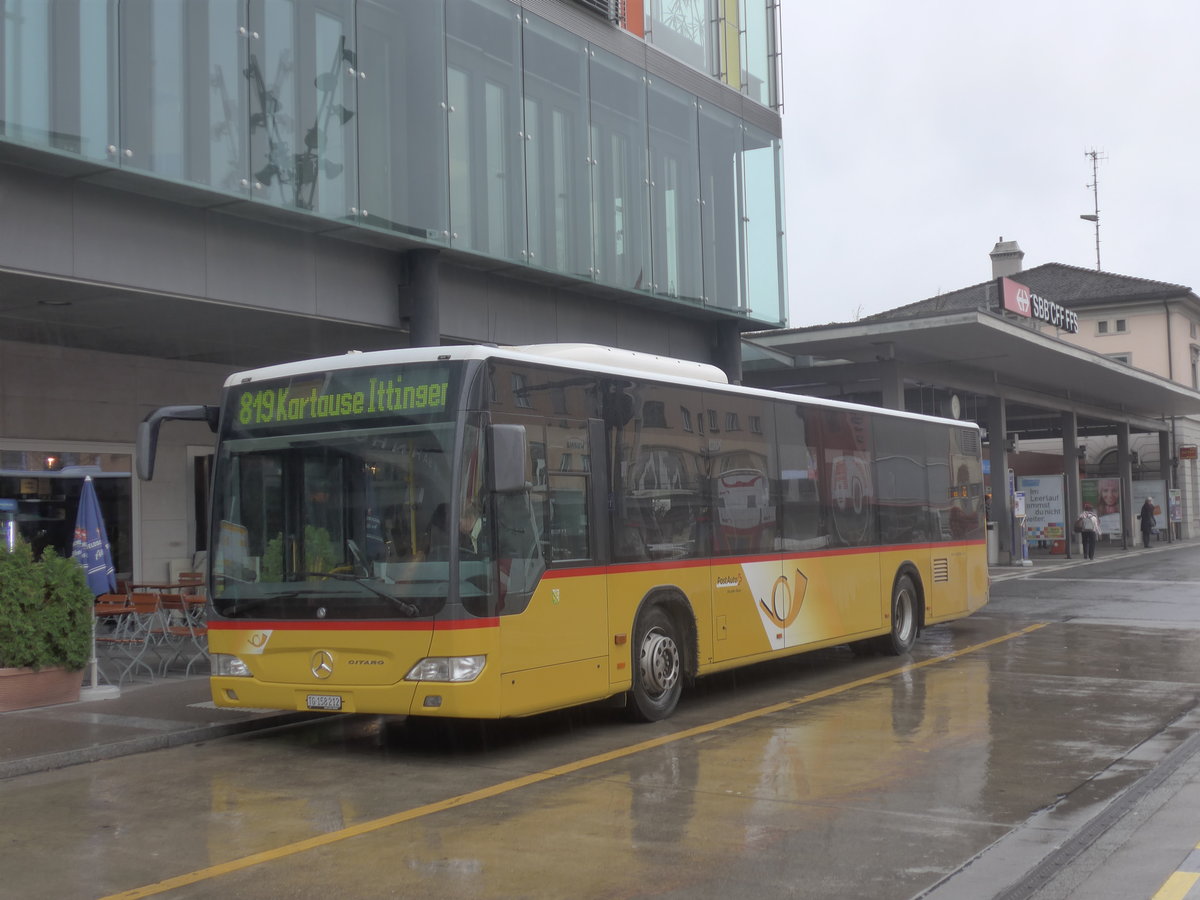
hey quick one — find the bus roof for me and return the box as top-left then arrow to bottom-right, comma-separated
222,344 -> 977,431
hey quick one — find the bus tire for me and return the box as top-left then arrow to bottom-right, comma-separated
629,605 -> 683,721
873,573 -> 919,655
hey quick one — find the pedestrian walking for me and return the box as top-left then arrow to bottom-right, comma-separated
1138,497 -> 1156,548
1074,503 -> 1100,560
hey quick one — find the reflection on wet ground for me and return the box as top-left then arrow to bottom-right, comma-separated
5,567 -> 1200,899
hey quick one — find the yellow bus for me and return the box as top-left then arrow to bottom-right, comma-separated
137,343 -> 988,722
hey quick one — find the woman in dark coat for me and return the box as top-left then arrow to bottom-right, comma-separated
1138,497 -> 1156,548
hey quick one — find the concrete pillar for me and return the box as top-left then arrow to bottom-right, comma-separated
713,320 -> 743,385
408,249 -> 442,349
1061,411 -> 1080,559
985,397 -> 1011,562
878,358 -> 904,411
1117,423 -> 1132,548
1160,429 -> 1174,541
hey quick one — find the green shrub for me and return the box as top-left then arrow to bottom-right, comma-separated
0,542 -> 94,671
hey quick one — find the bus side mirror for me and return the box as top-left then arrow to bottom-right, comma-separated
490,424 -> 528,494
137,405 -> 220,481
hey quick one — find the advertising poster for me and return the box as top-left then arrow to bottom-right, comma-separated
1017,475 -> 1065,541
1170,489 -> 1183,524
1133,480 -> 1167,534
1082,477 -> 1121,535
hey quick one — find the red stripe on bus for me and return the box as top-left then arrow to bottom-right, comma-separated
207,618 -> 498,631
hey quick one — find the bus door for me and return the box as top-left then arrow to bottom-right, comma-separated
495,415 -> 608,711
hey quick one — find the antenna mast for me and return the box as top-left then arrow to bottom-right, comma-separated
1080,150 -> 1106,270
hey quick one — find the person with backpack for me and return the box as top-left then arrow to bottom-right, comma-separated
1075,503 -> 1100,560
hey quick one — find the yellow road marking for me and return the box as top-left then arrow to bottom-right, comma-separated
102,622 -> 1048,899
1152,872 -> 1200,900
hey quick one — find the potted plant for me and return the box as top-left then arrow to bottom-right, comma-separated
0,541 -> 93,711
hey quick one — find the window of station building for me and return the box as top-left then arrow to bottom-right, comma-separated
1106,352 -> 1132,365
1097,321 -> 1109,334
698,102 -> 741,311
648,79 -> 703,304
0,448 -> 133,580
644,0 -> 711,73
523,15 -> 591,277
588,46 -> 651,292
447,0 -> 527,262
357,0 -> 449,239
1115,319 -> 1127,332
742,123 -> 786,325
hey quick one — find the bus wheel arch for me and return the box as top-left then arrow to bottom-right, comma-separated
874,566 -> 922,655
628,590 -> 695,722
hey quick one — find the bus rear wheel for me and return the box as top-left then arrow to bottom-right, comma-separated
873,574 -> 918,655
630,606 -> 682,721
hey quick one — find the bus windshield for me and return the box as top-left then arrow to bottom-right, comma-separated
208,362 -> 496,621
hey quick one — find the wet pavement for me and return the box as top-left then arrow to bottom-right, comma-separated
2,537 -> 1198,899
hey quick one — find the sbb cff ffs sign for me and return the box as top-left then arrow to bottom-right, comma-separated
999,277 -> 1079,334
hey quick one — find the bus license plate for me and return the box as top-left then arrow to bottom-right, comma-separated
306,694 -> 342,711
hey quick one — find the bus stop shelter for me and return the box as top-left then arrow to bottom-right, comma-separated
743,308 -> 1200,563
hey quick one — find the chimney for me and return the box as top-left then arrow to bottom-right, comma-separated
990,237 -> 1024,278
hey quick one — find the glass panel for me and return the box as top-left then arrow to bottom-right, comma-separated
810,407 -> 875,548
742,123 -> 784,324
445,0 -> 525,261
742,0 -> 774,106
875,417 -> 928,544
645,0 -> 710,72
775,402 -> 823,549
356,0 -> 448,240
647,79 -> 701,303
715,0 -> 740,88
119,1 -> 250,189
522,15 -> 590,277
588,47 -> 650,291
1,0 -> 50,144
247,0 -> 357,215
544,421 -> 591,562
1,1 -> 119,160
77,2 -> 118,161
710,391 -> 776,556
204,1 -> 249,192
698,102 -> 740,311
612,382 -> 707,562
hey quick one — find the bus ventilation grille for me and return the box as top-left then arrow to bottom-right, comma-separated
957,429 -> 980,454
933,558 -> 950,583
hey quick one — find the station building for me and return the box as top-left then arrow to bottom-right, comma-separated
0,0 -> 786,582
744,240 -> 1200,563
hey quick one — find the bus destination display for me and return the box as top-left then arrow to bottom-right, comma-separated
232,366 -> 456,431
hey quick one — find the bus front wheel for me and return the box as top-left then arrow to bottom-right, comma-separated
874,574 -> 918,655
630,606 -> 682,721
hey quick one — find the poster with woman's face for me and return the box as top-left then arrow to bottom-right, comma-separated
1082,478 -> 1121,534
1096,478 -> 1121,516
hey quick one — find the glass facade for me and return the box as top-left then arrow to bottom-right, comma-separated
0,0 -> 785,326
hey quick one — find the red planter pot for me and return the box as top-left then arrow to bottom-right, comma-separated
0,666 -> 84,712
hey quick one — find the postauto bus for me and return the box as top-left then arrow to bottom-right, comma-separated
137,344 -> 988,722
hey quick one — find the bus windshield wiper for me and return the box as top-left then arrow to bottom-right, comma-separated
288,571 -> 423,617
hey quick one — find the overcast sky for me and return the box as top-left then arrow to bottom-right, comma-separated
779,1 -> 1200,327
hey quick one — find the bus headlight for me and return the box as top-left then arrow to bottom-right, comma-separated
212,654 -> 252,677
405,656 -> 486,683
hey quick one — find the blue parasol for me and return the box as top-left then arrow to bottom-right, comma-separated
72,475 -> 116,596
73,476 -> 118,695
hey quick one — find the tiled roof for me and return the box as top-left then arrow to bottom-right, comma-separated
856,263 -> 1194,326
